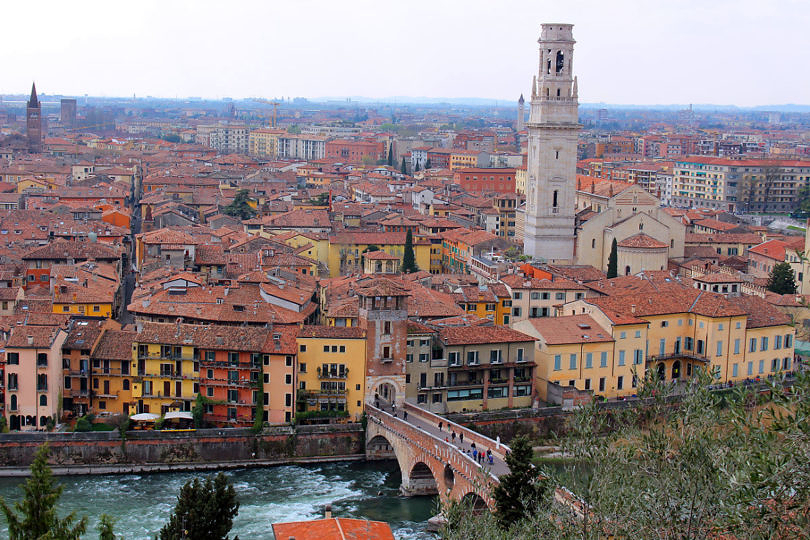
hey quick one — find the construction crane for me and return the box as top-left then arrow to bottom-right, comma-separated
250,98 -> 281,128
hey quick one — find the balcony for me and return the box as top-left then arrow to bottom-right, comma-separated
448,380 -> 483,388
317,367 -> 349,380
648,352 -> 710,364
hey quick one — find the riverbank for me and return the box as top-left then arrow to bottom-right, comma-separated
0,453 -> 367,477
0,423 -> 366,473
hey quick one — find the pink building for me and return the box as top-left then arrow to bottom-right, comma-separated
5,325 -> 67,430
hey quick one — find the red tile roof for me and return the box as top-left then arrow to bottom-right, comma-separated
617,233 -> 668,249
438,325 -> 534,346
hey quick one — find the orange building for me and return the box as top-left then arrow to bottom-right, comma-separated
324,139 -> 385,163
453,168 -> 516,193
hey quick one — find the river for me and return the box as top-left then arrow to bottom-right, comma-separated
0,461 -> 437,539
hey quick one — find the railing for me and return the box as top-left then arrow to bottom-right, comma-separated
648,352 -> 710,364
317,367 -> 349,380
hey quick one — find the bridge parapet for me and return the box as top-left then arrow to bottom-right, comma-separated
403,401 -> 512,463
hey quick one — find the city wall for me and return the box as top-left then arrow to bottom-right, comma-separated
0,424 -> 365,474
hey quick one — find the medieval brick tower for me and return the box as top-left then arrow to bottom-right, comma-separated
356,278 -> 408,407
523,24 -> 581,263
517,93 -> 525,132
26,83 -> 42,154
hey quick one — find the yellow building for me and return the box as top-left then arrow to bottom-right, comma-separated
452,284 -> 512,326
327,232 -> 431,278
296,326 -> 367,420
515,167 -> 527,195
556,289 -> 796,398
248,128 -> 284,158
90,328 -> 137,416
516,315 -> 639,401
52,282 -> 115,319
449,150 -> 481,170
130,327 -> 200,415
273,231 -> 330,269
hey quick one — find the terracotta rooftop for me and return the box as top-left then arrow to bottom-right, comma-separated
298,326 -> 365,339
272,517 -> 395,540
438,325 -> 534,346
523,315 -> 614,345
617,233 -> 668,249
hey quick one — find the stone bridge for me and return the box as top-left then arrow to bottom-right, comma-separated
365,401 -> 511,508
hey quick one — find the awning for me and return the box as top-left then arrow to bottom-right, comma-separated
164,411 -> 193,420
130,413 -> 159,421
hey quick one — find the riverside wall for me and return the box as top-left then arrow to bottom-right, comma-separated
0,424 -> 365,473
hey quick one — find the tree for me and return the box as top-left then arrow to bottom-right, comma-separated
192,393 -> 206,429
767,261 -> 797,295
449,370 -> 810,539
223,189 -> 256,220
97,514 -> 117,540
414,162 -> 421,172
492,436 -> 551,530
401,229 -> 419,273
425,158 -> 432,170
401,157 -> 407,175
0,444 -> 88,540
159,473 -> 239,540
606,238 -> 618,278
387,146 -> 394,167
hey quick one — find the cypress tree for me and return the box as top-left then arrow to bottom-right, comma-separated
387,146 -> 394,166
401,157 -> 407,175
401,229 -> 418,273
159,473 -> 239,540
425,158 -> 432,170
767,262 -> 798,295
492,436 -> 550,530
0,444 -> 88,540
607,238 -> 618,278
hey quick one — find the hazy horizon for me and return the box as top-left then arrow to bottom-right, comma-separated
3,0 -> 807,107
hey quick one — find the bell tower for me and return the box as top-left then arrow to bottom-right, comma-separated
523,24 -> 581,263
516,94 -> 525,132
26,82 -> 42,154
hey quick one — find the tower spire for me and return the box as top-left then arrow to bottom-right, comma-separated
28,82 -> 39,108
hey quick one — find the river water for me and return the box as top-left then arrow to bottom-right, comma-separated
0,461 -> 437,539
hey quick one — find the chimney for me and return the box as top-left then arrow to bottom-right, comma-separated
324,504 -> 332,519
631,304 -> 636,313
27,335 -> 34,345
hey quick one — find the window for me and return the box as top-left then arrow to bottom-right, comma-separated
417,394 -> 427,404
749,338 -> 757,353
771,358 -> 779,372
747,362 -> 753,376
761,337 -> 769,352
323,345 -> 329,353
585,353 -> 592,369
774,335 -> 782,350
734,339 -> 740,355
517,348 -> 525,363
618,350 -> 625,366
513,292 -> 522,300
554,355 -> 561,371
617,376 -> 624,390
758,360 -> 764,374
449,352 -> 460,366
7,352 -> 19,365
584,379 -> 591,390
299,344 -> 307,352
467,351 -> 479,365
599,377 -> 605,392
661,320 -> 668,328
716,341 -> 723,357
634,330 -> 641,338
37,353 -> 48,367
634,349 -> 643,365
382,346 -> 391,360
732,363 -> 738,377
569,354 -> 577,370
228,352 -> 239,365
512,307 -> 522,317
530,292 -> 540,300
619,332 -> 626,339
489,350 -> 502,364
600,351 -> 607,368
419,353 -> 429,362
383,321 -> 391,335
555,292 -> 565,301
406,354 -> 413,363
785,334 -> 793,348
432,393 -> 443,403
8,373 -> 18,390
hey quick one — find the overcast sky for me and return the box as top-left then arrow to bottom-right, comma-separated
3,0 -> 806,106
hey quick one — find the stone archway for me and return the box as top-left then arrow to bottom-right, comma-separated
403,462 -> 438,496
672,360 -> 681,380
657,362 -> 666,381
461,492 -> 488,510
367,435 -> 396,460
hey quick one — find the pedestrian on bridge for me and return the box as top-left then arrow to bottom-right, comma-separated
403,410 -> 408,421
438,421 -> 443,431
451,431 -> 456,444
459,432 -> 464,445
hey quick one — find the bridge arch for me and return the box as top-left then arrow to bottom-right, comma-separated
461,492 -> 489,510
406,461 -> 439,496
